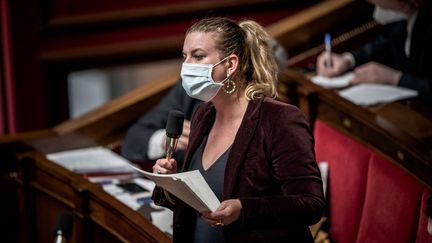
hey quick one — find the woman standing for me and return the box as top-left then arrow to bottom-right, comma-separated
152,17 -> 324,243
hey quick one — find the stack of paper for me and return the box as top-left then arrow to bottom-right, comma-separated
128,164 -> 220,213
46,146 -> 135,174
339,84 -> 418,106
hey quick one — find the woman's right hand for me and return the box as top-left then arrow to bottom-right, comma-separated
153,158 -> 177,174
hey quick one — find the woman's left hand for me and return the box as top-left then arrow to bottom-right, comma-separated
201,199 -> 242,227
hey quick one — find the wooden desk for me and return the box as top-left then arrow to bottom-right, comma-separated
278,69 -> 432,189
5,138 -> 170,243
0,75 -> 178,242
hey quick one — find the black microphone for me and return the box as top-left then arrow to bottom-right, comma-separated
165,110 -> 184,160
53,212 -> 73,243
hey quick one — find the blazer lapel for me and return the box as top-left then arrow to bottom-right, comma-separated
224,98 -> 263,199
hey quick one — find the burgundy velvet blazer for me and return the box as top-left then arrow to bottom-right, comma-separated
158,97 -> 324,243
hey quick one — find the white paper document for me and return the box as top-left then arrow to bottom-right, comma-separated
318,162 -> 328,199
46,146 -> 135,174
128,164 -> 220,213
311,72 -> 354,88
339,84 -> 418,106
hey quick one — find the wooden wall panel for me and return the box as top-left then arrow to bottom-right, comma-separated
4,0 -> 316,132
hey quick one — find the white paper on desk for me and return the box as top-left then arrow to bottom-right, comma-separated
128,164 -> 220,213
46,146 -> 135,174
311,72 -> 354,88
339,84 -> 418,106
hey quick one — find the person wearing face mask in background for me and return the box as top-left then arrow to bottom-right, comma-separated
316,0 -> 432,106
152,17 -> 324,243
121,39 -> 287,170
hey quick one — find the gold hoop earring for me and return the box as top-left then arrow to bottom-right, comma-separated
222,76 -> 236,94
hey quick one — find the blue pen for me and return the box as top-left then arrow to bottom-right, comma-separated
324,33 -> 332,68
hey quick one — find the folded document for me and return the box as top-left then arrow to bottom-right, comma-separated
128,164 -> 220,213
47,146 -> 221,213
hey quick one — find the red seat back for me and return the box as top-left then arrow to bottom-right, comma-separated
415,189 -> 432,243
314,121 -> 429,243
314,121 -> 371,243
355,153 -> 423,243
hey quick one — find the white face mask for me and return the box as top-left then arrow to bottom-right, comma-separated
373,6 -> 407,25
181,56 -> 229,102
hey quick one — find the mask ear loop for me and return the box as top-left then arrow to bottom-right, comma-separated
213,55 -> 230,67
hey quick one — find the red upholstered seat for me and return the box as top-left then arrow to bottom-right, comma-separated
357,154 -> 423,243
314,120 -> 429,243
415,189 -> 432,243
314,120 -> 372,243
355,153 -> 423,243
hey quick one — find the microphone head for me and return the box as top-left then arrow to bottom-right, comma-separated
166,110 -> 184,138
54,212 -> 73,239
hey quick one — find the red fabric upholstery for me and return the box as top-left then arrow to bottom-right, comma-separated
314,120 -> 428,243
416,189 -> 432,243
355,153 -> 423,243
314,121 -> 372,243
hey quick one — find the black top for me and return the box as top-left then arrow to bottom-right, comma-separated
189,136 -> 230,243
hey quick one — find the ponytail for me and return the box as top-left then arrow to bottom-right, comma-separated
239,20 -> 278,100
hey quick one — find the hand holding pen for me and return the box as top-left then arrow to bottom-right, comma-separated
324,33 -> 333,68
316,33 -> 352,77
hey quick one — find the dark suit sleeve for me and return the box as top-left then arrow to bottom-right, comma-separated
351,20 -> 407,67
239,105 -> 324,227
121,80 -> 191,162
399,73 -> 432,105
351,35 -> 390,67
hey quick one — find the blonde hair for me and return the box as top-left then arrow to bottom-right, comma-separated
187,17 -> 278,100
